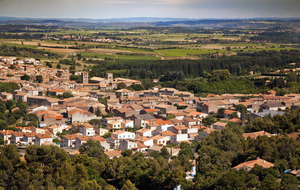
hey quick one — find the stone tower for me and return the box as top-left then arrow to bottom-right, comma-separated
81,71 -> 88,84
105,73 -> 113,82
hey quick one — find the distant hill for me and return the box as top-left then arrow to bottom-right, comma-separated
0,17 -> 299,28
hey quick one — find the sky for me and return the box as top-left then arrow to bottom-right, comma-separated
0,0 -> 299,19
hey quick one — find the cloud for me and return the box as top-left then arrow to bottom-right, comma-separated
0,0 -> 299,18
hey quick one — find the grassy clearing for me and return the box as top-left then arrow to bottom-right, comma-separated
154,48 -> 225,57
0,39 -> 73,48
0,42 -> 37,49
116,54 -> 160,60
80,52 -> 115,59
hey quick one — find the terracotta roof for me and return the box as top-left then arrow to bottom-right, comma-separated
35,133 -> 52,139
49,89 -> 66,92
213,122 -> 227,127
69,150 -> 80,155
160,130 -> 176,136
64,134 -> 80,140
143,109 -> 158,113
170,118 -> 183,124
0,130 -> 14,135
287,132 -> 300,140
229,118 -> 242,123
112,130 -> 128,135
11,107 -> 20,112
172,125 -> 187,131
183,117 -> 198,122
136,128 -> 151,133
168,111 -> 186,116
133,141 -> 148,149
151,135 -> 167,141
234,158 -> 274,169
23,132 -> 37,137
105,117 -> 123,120
12,132 -> 24,137
186,111 -> 202,116
90,136 -> 106,142
105,150 -> 122,158
201,128 -> 216,134
70,109 -> 90,115
242,131 -> 272,139
136,137 -> 152,142
76,136 -> 90,141
155,119 -> 173,125
224,110 -> 236,114
80,123 -> 93,129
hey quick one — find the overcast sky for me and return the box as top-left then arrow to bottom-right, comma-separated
0,0 -> 299,19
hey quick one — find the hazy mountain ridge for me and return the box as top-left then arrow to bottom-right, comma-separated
0,17 -> 299,28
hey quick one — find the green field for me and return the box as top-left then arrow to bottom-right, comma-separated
1,26 -> 299,67
154,48 -> 225,57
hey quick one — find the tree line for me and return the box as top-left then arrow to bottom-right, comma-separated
90,50 -> 300,80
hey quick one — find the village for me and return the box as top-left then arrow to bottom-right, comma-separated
0,55 -> 300,176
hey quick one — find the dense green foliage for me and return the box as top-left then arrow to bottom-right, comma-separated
0,99 -> 38,131
1,110 -> 300,189
162,77 -> 266,95
89,50 -> 300,95
90,50 -> 300,79
0,82 -> 19,93
245,108 -> 300,134
192,122 -> 300,189
0,122 -> 299,189
0,44 -> 59,58
20,74 -> 30,81
35,75 -> 43,83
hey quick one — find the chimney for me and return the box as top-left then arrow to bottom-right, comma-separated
263,160 -> 266,164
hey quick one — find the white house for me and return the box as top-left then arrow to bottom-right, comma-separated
186,127 -> 198,134
62,134 -> 80,147
107,121 -> 122,130
111,130 -> 135,139
90,136 -> 110,151
0,130 -> 13,144
22,133 -> 36,145
136,128 -> 152,137
11,132 -> 24,144
68,108 -> 100,123
186,160 -> 196,180
35,133 -> 53,146
151,135 -> 169,146
82,127 -> 95,136
94,127 -> 109,136
212,122 -> 227,130
101,117 -> 123,127
122,120 -> 134,128
119,140 -> 137,150
170,134 -> 188,144
155,119 -> 174,132
75,136 -> 90,149
31,106 -> 48,112
137,137 -> 153,147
